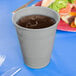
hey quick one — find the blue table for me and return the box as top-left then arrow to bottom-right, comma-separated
0,0 -> 76,76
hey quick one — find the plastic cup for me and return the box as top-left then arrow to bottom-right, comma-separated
12,6 -> 60,69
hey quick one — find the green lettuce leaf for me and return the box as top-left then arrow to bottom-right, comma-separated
48,0 -> 68,12
68,0 -> 75,3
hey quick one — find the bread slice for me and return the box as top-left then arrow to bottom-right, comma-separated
74,17 -> 76,25
61,15 -> 71,23
41,0 -> 55,7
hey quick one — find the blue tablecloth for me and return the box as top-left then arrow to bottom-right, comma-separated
0,0 -> 76,76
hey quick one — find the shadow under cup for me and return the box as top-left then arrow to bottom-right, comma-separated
12,6 -> 60,69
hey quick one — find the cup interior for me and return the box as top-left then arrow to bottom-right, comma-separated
12,6 -> 60,29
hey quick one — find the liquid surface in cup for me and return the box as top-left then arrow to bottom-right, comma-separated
17,15 -> 56,29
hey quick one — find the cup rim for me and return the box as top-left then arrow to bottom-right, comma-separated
12,6 -> 60,31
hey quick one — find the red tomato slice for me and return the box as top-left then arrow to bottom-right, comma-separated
59,3 -> 72,15
71,7 -> 76,12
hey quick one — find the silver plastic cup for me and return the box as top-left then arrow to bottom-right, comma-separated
12,6 -> 60,69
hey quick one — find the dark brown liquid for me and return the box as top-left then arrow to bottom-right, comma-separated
17,15 -> 56,29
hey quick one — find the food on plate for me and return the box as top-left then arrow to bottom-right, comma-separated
42,0 -> 76,28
